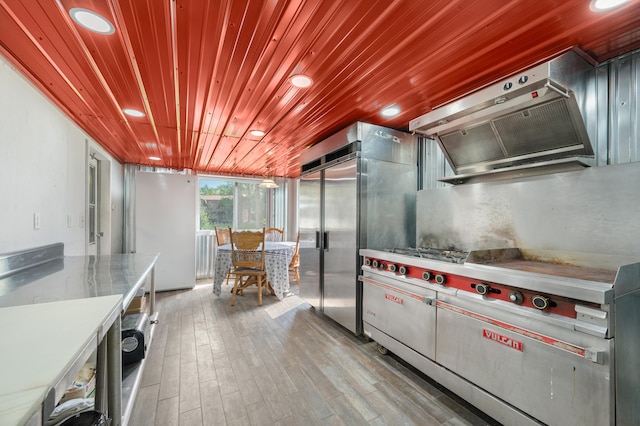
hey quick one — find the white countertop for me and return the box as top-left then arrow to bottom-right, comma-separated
0,295 -> 122,426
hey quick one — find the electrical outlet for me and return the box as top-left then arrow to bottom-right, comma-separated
67,214 -> 72,228
33,213 -> 40,230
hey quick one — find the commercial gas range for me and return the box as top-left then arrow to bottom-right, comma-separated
359,247 -> 640,426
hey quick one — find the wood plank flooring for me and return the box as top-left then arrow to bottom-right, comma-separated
129,281 -> 500,426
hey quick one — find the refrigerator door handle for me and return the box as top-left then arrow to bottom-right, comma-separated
323,231 -> 329,251
316,230 -> 321,250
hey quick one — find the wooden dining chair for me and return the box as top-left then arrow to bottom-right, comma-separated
229,227 -> 269,306
214,226 -> 232,284
265,227 -> 284,242
214,226 -> 231,246
288,231 -> 300,284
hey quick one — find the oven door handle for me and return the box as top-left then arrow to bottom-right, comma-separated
360,276 -> 432,304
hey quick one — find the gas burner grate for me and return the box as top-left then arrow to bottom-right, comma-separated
387,247 -> 469,264
416,247 -> 469,263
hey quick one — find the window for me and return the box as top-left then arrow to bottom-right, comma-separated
199,179 -> 234,230
199,178 -> 273,231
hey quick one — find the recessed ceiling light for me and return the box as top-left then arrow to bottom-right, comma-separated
381,105 -> 401,117
250,130 -> 266,137
149,156 -> 161,161
123,108 -> 145,117
69,8 -> 115,35
590,0 -> 630,10
291,74 -> 313,88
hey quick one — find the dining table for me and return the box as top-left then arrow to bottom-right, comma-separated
212,241 -> 297,300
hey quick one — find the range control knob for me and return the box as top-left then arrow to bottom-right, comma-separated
435,274 -> 446,285
475,283 -> 490,295
364,258 -> 371,266
379,263 -> 386,270
398,265 -> 408,275
422,271 -> 432,281
509,291 -> 524,304
532,295 -> 551,310
387,264 -> 397,272
372,260 -> 379,268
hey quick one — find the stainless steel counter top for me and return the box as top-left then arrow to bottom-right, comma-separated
0,254 -> 159,312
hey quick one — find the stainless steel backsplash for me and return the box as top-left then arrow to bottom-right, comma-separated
416,161 -> 640,269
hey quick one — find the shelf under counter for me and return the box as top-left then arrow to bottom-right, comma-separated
121,310 -> 158,426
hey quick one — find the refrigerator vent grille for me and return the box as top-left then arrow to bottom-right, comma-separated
302,142 -> 357,175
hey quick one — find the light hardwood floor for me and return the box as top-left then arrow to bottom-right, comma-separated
129,281 -> 500,426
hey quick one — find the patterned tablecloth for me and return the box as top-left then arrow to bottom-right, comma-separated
212,241 -> 296,300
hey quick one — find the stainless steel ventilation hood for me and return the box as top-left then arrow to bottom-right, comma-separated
410,50 -> 596,184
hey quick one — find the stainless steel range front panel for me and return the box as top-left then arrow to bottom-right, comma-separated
323,158 -> 358,333
299,170 -> 322,309
435,295 -> 614,426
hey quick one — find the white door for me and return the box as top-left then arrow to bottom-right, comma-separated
135,172 -> 197,291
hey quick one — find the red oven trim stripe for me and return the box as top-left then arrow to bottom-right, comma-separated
363,259 -> 579,319
436,301 -> 587,358
360,277 -> 425,301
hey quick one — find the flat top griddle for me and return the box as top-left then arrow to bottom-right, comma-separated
477,258 -> 617,284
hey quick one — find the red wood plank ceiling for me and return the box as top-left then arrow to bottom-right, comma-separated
0,0 -> 639,178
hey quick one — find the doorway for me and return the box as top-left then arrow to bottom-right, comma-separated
87,155 -> 98,255
87,145 -> 112,256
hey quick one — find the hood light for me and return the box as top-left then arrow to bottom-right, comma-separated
69,8 -> 115,35
123,108 -> 145,117
149,156 -> 161,161
381,105 -> 401,117
291,74 -> 313,88
590,0 -> 631,10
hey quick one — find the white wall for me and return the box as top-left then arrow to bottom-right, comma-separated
0,55 -> 123,256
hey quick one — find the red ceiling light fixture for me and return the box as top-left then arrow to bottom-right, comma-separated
250,130 -> 266,137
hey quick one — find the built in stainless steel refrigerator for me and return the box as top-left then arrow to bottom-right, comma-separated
298,122 -> 417,335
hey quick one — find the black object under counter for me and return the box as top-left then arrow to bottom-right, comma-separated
0,253 -> 159,315
122,312 -> 150,364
